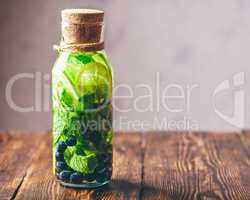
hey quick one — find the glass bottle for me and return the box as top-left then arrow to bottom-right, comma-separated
52,9 -> 113,188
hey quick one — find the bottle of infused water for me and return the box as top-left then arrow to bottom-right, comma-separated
52,9 -> 113,188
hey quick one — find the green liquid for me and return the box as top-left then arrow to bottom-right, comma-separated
52,51 -> 113,188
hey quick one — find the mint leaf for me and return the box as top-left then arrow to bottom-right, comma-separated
52,109 -> 67,146
105,131 -> 113,144
65,149 -> 97,173
68,53 -> 92,65
59,88 -> 73,108
64,140 -> 98,173
69,154 -> 88,173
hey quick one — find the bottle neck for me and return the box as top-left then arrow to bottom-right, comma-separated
54,41 -> 104,52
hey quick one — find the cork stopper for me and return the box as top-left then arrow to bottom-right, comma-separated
60,9 -> 105,51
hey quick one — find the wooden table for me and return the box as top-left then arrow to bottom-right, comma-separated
1,130 -> 250,200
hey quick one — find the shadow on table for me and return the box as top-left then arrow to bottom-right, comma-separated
90,179 -> 220,200
90,179 -> 165,199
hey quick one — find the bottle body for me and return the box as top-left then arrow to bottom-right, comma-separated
52,50 -> 113,188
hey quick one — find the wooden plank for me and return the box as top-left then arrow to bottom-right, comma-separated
0,130 -> 46,200
200,132 -> 250,200
0,131 -> 11,151
15,132 -> 142,200
237,130 -> 250,194
141,132 -> 250,200
3,131 -> 250,200
142,132 -> 203,200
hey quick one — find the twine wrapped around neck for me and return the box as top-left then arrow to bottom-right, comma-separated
53,42 -> 104,52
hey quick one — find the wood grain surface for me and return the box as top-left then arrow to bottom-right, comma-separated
0,131 -> 250,200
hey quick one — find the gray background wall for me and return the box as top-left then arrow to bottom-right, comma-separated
0,0 -> 249,131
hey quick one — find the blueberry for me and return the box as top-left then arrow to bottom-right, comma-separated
106,167 -> 112,179
56,161 -> 68,172
55,152 -> 64,162
96,175 -> 107,183
85,174 -> 95,182
104,157 -> 112,165
96,164 -> 104,172
88,131 -> 102,145
70,172 -> 83,184
97,153 -> 108,161
96,168 -> 109,183
57,142 -> 67,152
97,168 -> 106,174
65,137 -> 76,146
59,170 -> 72,181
